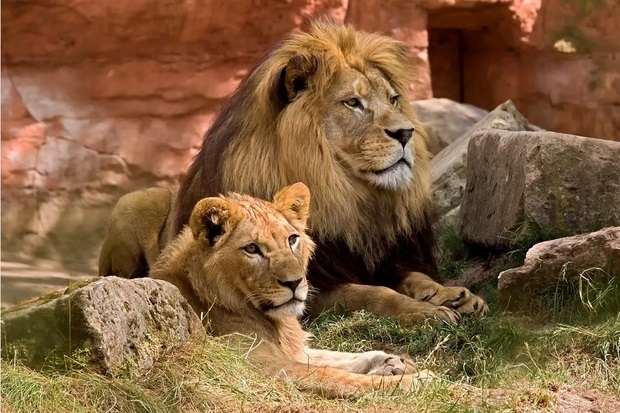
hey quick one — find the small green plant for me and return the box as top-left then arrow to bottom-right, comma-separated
568,0 -> 606,15
531,266 -> 619,324
504,218 -> 559,263
436,223 -> 474,281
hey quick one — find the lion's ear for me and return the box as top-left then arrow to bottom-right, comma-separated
273,182 -> 311,229
189,197 -> 242,246
283,54 -> 318,102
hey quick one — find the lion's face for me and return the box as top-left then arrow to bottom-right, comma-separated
188,183 -> 315,319
322,67 -> 416,190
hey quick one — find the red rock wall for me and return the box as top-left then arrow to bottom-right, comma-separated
2,0 -> 618,270
1,0 -> 348,269
427,0 -> 620,140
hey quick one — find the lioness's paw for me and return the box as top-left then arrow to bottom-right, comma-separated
391,370 -> 435,392
369,355 -> 417,376
433,286 -> 488,317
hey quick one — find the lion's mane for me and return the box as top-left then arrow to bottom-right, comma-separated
173,19 -> 436,294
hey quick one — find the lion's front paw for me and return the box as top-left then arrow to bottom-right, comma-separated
431,286 -> 488,317
369,355 -> 417,376
399,300 -> 461,325
397,273 -> 487,320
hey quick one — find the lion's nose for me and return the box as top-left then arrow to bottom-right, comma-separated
278,278 -> 302,293
385,128 -> 414,147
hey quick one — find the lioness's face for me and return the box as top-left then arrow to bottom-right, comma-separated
224,214 -> 310,319
192,189 -> 313,320
323,67 -> 415,190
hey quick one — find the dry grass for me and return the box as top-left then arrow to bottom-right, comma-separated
3,294 -> 618,413
3,227 -> 619,412
0,336 -> 510,413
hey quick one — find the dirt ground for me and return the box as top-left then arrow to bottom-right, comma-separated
556,387 -> 620,413
1,261 -> 92,308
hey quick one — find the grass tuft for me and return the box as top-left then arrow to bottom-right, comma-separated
504,218 -> 563,263
3,240 -> 619,411
436,223 -> 475,281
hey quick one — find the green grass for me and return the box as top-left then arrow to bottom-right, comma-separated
437,223 -> 473,281
0,336 -> 536,413
505,218 -> 560,262
3,220 -> 619,412
306,278 -> 620,398
3,292 -> 619,412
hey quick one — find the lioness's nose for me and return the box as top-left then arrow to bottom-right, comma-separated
278,278 -> 302,292
385,128 -> 414,147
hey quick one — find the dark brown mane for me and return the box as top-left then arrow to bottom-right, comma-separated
173,50 -> 288,234
172,19 -> 438,294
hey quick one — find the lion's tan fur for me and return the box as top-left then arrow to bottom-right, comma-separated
174,19 -> 432,266
99,187 -> 172,278
152,183 -> 431,397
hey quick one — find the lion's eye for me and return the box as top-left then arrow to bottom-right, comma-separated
243,243 -> 261,255
343,98 -> 363,109
288,234 -> 300,250
390,95 -> 400,106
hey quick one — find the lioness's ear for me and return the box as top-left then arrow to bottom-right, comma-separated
273,182 -> 311,229
282,54 -> 318,102
189,197 -> 242,245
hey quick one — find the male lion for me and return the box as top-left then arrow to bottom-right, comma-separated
171,19 -> 486,324
99,187 -> 172,278
151,182 -> 432,398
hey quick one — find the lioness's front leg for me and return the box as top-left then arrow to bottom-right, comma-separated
253,343 -> 433,398
308,283 -> 459,325
301,348 -> 418,376
286,364 -> 433,398
396,272 -> 487,317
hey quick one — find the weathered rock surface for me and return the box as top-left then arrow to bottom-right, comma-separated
426,0 -> 620,142
498,227 -> 620,308
431,100 -> 536,221
411,98 -> 488,155
460,131 -> 620,248
1,276 -> 204,374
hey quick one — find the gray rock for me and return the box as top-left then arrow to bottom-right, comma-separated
498,227 -> 620,308
431,100 -> 536,218
1,276 -> 204,374
460,130 -> 620,248
412,98 -> 488,155
435,205 -> 461,231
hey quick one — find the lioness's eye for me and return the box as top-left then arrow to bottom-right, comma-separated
390,95 -> 400,106
288,234 -> 300,250
243,243 -> 261,255
343,98 -> 363,109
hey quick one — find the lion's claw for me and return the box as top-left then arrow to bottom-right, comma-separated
436,288 -> 487,317
370,355 -> 418,376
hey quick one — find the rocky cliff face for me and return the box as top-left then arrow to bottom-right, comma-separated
2,0 -> 618,270
428,0 -> 620,141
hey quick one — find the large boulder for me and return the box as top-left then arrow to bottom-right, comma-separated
431,100 -> 536,221
411,98 -> 488,155
460,131 -> 620,248
1,276 -> 204,374
498,227 -> 620,308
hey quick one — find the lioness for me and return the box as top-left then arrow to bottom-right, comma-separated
151,182 -> 432,397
